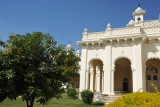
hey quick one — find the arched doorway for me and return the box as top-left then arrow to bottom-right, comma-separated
146,58 -> 160,92
89,59 -> 104,92
114,57 -> 133,93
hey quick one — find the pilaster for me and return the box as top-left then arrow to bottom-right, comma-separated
110,68 -> 115,94
85,69 -> 89,89
134,43 -> 144,92
102,71 -> 104,92
79,48 -> 88,92
103,45 -> 112,94
96,65 -> 101,92
132,68 -> 137,92
90,66 -> 94,92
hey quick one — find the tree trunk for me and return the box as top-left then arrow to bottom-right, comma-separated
26,96 -> 35,107
26,100 -> 29,107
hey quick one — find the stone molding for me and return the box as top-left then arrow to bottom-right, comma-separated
79,20 -> 160,43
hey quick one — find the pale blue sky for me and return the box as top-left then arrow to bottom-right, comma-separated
0,0 -> 160,51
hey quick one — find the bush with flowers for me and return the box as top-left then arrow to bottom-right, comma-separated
105,84 -> 160,107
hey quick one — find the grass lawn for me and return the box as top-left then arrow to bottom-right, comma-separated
0,93 -> 105,107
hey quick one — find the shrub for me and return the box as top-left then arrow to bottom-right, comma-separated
67,88 -> 77,99
81,90 -> 93,104
105,92 -> 160,107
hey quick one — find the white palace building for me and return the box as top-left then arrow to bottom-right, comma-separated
76,6 -> 160,95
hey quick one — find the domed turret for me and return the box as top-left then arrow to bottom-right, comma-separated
75,49 -> 81,57
132,4 -> 146,22
135,7 -> 145,13
127,19 -> 135,27
66,44 -> 73,50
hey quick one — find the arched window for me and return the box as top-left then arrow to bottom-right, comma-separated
153,75 -> 157,80
146,65 -> 158,73
138,17 -> 141,21
147,75 -> 151,80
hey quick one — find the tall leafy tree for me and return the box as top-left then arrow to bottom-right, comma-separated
0,32 -> 79,107
0,40 -> 5,47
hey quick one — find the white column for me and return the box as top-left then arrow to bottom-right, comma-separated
142,65 -> 146,92
90,66 -> 94,92
111,69 -> 115,94
85,70 -> 89,89
134,43 -> 144,92
102,71 -> 104,92
132,68 -> 136,92
103,45 -> 112,94
79,48 -> 88,92
96,65 -> 100,92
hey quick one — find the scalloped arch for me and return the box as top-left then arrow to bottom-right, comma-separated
145,57 -> 160,67
145,57 -> 160,64
88,58 -> 103,66
113,56 -> 133,69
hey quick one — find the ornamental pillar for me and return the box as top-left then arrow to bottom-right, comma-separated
111,68 -> 115,94
134,43 -> 144,92
79,48 -> 88,92
103,45 -> 112,94
102,71 -> 104,92
85,69 -> 89,89
132,68 -> 136,92
96,65 -> 101,92
143,65 -> 146,92
90,65 -> 94,92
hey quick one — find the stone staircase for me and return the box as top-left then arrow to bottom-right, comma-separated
104,94 -> 122,105
93,91 -> 126,105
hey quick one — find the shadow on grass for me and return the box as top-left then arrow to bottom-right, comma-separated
92,102 -> 105,106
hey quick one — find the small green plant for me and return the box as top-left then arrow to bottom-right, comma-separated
81,90 -> 93,104
67,88 -> 77,99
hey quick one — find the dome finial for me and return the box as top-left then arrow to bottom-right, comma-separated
138,3 -> 140,7
107,23 -> 111,29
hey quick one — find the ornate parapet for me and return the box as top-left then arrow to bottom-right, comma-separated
81,20 -> 160,41
82,27 -> 141,41
142,20 -> 160,27
82,32 -> 106,40
78,20 -> 160,47
143,27 -> 160,35
111,27 -> 141,36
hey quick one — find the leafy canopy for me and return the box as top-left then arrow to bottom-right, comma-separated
0,32 -> 79,107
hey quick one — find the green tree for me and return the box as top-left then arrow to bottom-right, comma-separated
0,32 -> 79,107
0,40 -> 5,47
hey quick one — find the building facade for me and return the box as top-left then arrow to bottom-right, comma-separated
77,6 -> 160,94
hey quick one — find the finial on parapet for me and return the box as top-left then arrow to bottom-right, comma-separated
84,28 -> 88,33
106,23 -> 112,35
127,18 -> 135,27
107,23 -> 111,29
82,28 -> 88,39
138,3 -> 140,7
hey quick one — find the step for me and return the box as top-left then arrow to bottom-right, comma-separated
104,94 -> 123,105
104,98 -> 118,101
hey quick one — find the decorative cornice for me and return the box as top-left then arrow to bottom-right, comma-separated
77,35 -> 147,46
81,20 -> 160,41
78,20 -> 160,47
